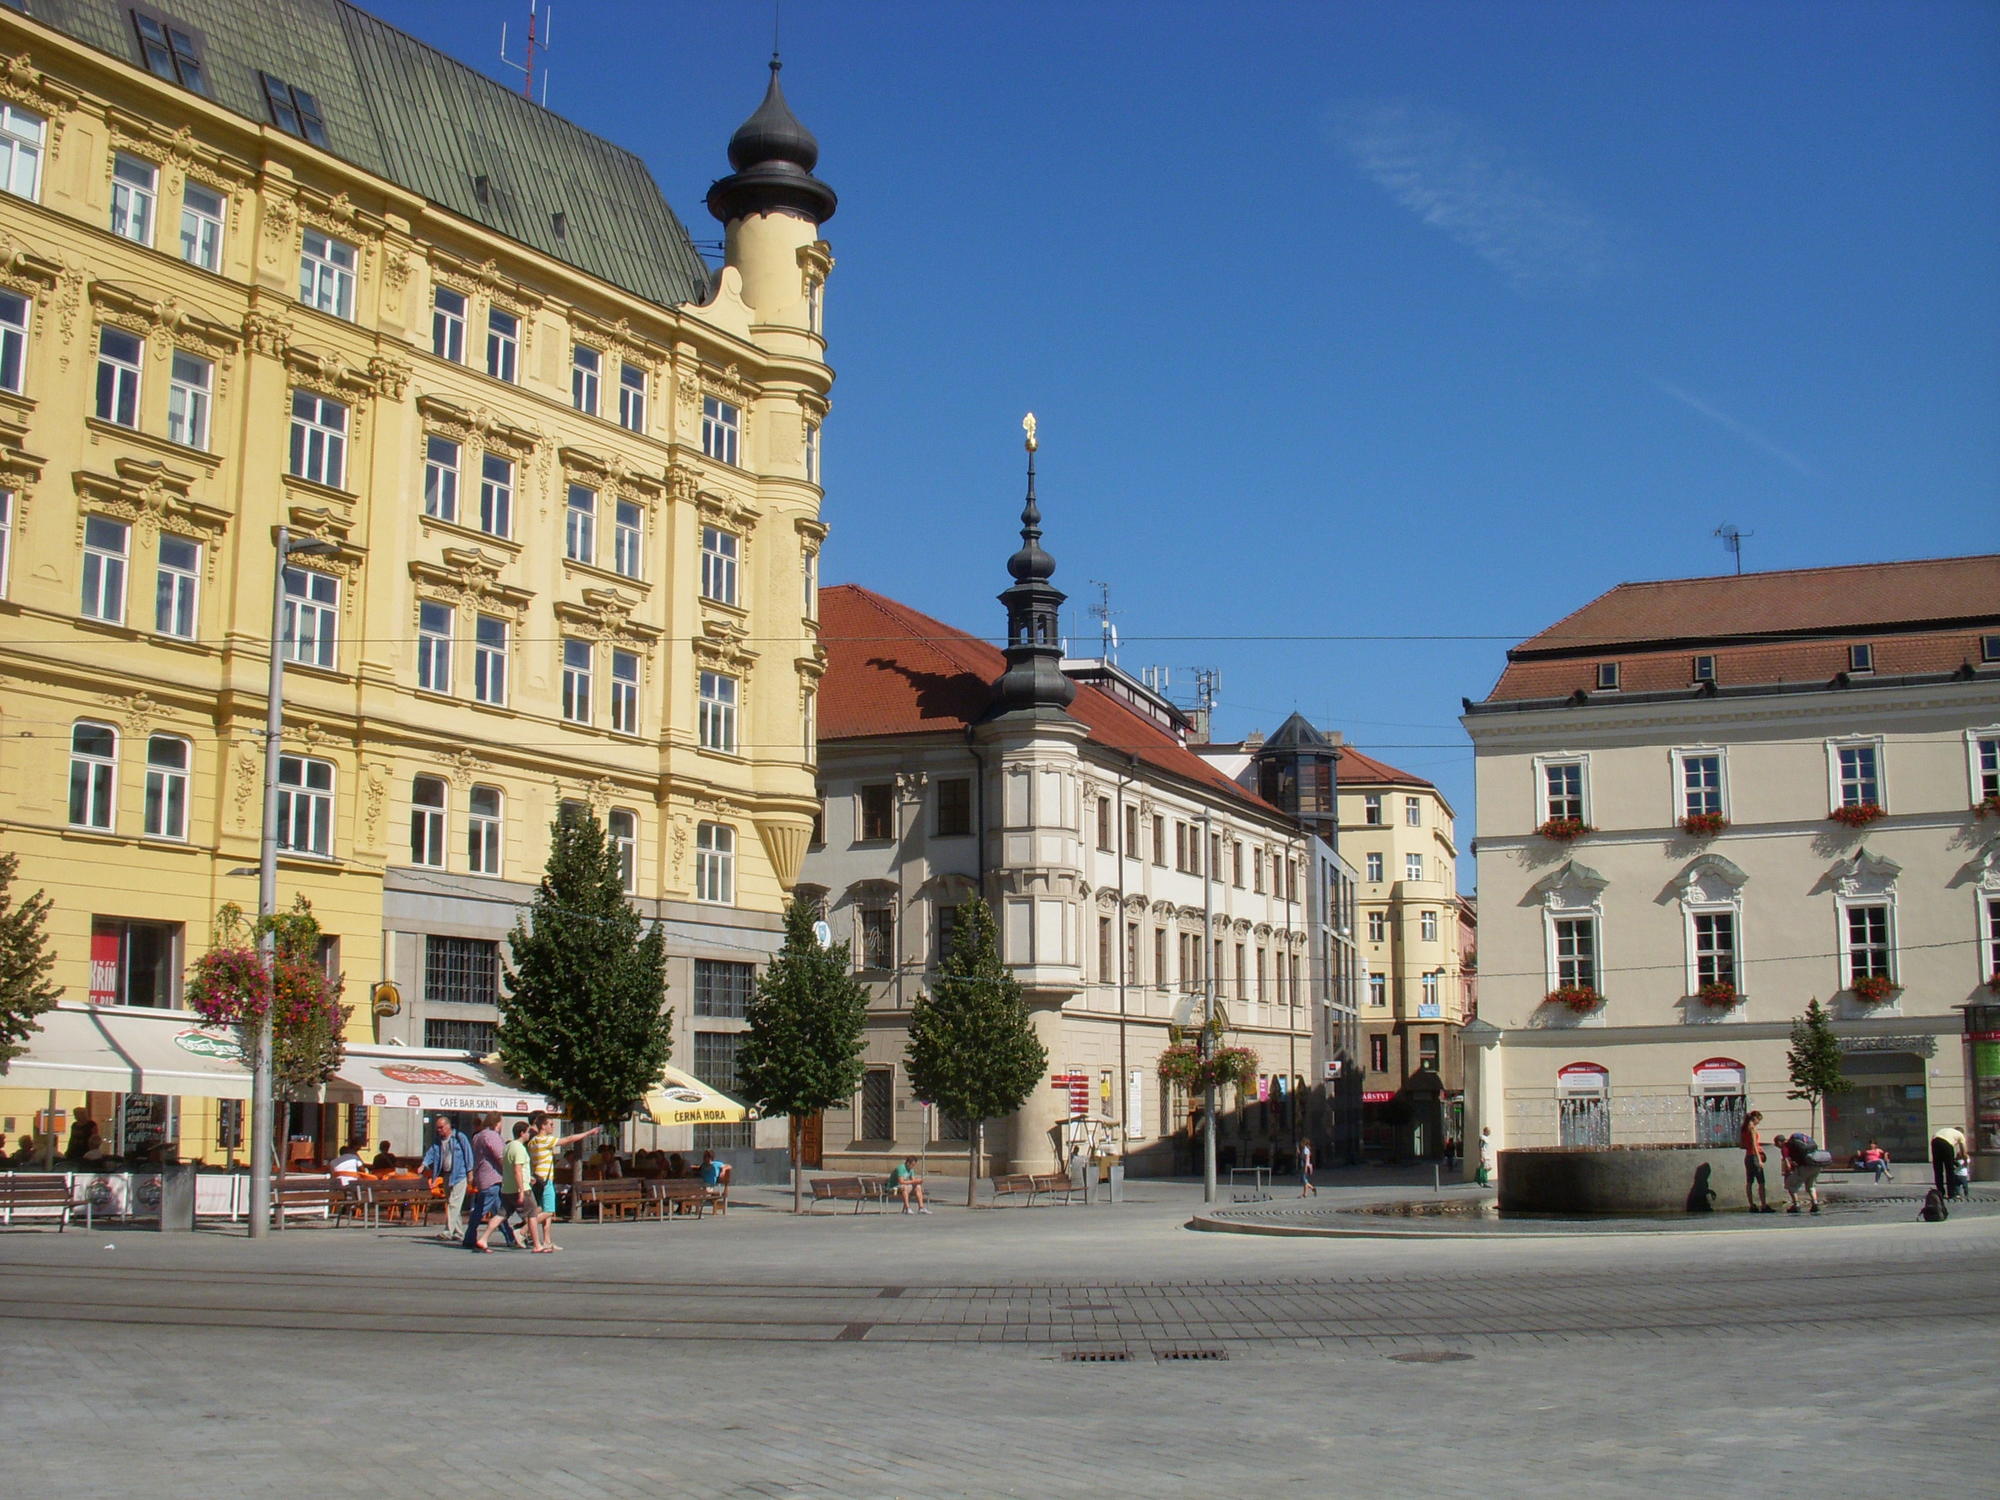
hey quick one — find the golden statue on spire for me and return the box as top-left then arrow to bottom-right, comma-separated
1023,411 -> 1037,453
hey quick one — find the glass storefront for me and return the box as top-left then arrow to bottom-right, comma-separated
1824,1051 -> 1927,1162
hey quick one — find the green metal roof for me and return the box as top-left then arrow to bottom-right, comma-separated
24,0 -> 713,309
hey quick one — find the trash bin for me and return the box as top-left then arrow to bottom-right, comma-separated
1069,1157 -> 1092,1205
155,1163 -> 197,1232
1107,1161 -> 1126,1203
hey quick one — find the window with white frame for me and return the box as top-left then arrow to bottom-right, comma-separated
0,490 -> 12,598
416,599 -> 452,692
110,153 -> 157,244
610,650 -> 639,735
1405,796 -> 1422,827
467,784 -> 502,875
478,454 -> 512,536
1405,853 -> 1424,883
1985,895 -> 2000,982
154,534 -> 199,638
1368,973 -> 1387,1007
1848,643 -> 1874,674
612,501 -> 642,579
431,287 -> 466,362
409,775 -> 446,867
1692,910 -> 1737,990
276,754 -> 333,856
608,808 -> 637,892
473,614 -> 507,705
143,733 -> 189,840
804,420 -> 819,484
81,516 -> 129,622
570,344 -> 599,415
179,181 -> 224,270
564,485 -> 596,564
1595,661 -> 1622,691
1552,915 -> 1599,992
0,290 -> 27,393
289,390 -> 347,487
1366,910 -> 1386,942
1542,759 -> 1587,823
1419,910 -> 1438,943
1365,851 -> 1383,883
0,103 -> 46,199
485,309 -> 517,382
1845,903 -> 1892,984
1677,749 -> 1725,819
701,396 -> 740,465
281,566 -> 338,668
1968,730 -> 1999,805
561,638 -> 592,724
1421,972 -> 1441,1013
802,548 -> 817,618
298,230 -> 355,319
700,526 -> 738,605
694,822 -> 734,904
1831,740 -> 1882,810
1692,653 -> 1717,684
1362,793 -> 1382,825
698,671 -> 737,753
805,277 -> 822,333
618,362 -> 646,432
95,328 -> 143,427
166,351 -> 212,448
133,12 -> 209,92
69,721 -> 117,829
423,436 -> 459,522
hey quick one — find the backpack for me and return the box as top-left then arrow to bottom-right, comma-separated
1789,1135 -> 1819,1160
1919,1189 -> 1948,1223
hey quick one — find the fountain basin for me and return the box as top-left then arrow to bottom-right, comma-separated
1497,1144 -> 1747,1215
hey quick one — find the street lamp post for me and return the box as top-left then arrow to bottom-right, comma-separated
248,526 -> 336,1240
1200,810 -> 1216,1205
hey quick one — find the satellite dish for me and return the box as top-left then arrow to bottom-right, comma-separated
812,919 -> 833,949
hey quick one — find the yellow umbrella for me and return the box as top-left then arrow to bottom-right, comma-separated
642,1064 -> 753,1127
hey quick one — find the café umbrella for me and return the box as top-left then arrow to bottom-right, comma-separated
641,1064 -> 752,1127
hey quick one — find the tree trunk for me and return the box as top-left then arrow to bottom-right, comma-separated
967,1119 -> 981,1208
790,1114 -> 802,1215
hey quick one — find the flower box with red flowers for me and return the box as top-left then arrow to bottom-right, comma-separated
1537,817 -> 1592,843
1828,802 -> 1884,828
1680,812 -> 1729,838
1850,974 -> 1899,1003
1545,985 -> 1603,1013
1697,981 -> 1740,1007
1987,970 -> 2000,994
1975,794 -> 2000,820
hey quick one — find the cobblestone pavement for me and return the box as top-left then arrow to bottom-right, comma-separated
1,1175 -> 1993,1497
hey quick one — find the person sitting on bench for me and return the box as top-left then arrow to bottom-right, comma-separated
888,1157 -> 930,1214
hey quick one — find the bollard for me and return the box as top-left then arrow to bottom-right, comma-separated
1433,1164 -> 1440,1194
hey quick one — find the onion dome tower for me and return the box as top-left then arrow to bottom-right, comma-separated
705,56 -> 838,227
993,414 -> 1077,718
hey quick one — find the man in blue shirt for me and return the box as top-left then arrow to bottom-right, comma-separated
420,1116 -> 473,1240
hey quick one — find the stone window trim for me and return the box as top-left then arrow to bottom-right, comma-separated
415,392 -> 536,460
1963,725 -> 2000,806
1671,744 -> 1730,824
552,591 -> 660,684
1824,734 -> 1886,814
1830,849 -> 1901,991
1533,751 -> 1591,828
73,457 -> 228,585
1675,854 -> 1749,1000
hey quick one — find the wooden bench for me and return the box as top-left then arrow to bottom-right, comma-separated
272,1175 -> 335,1224
0,1172 -> 88,1230
335,1179 -> 440,1228
649,1180 -> 714,1219
809,1175 -> 891,1214
572,1180 -> 659,1222
990,1171 -> 1079,1206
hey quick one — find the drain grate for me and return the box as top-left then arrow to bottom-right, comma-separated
1386,1350 -> 1474,1364
1061,1348 -> 1133,1363
1155,1348 -> 1228,1362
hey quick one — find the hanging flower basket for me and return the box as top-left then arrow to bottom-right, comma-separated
1156,1042 -> 1260,1094
1537,817 -> 1592,843
1974,794 -> 2000,819
1680,812 -> 1729,838
1828,802 -> 1884,828
1850,974 -> 1899,1003
1988,970 -> 2000,993
1544,984 -> 1603,1013
184,944 -> 273,1025
1697,980 -> 1740,1008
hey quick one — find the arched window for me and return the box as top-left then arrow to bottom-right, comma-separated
69,721 -> 118,830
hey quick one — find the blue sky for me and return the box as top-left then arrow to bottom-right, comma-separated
371,2 -> 1999,872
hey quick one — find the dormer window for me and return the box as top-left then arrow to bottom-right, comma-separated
1692,654 -> 1716,684
1596,662 -> 1621,691
133,11 -> 207,95
260,72 -> 328,148
1848,643 -> 1874,674
1982,634 -> 2000,665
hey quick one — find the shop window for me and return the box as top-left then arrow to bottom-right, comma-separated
425,936 -> 499,1007
89,917 -> 180,1007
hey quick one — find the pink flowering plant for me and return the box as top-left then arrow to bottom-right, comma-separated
185,901 -> 348,1098
1156,1030 -> 1260,1094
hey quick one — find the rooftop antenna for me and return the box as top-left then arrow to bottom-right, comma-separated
1087,580 -> 1120,663
1188,667 -> 1221,743
1714,522 -> 1752,575
500,1 -> 553,106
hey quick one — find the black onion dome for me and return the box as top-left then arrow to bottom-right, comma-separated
707,58 -> 838,225
1007,491 -> 1056,582
727,60 -> 820,172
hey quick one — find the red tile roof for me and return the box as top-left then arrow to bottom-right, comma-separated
818,585 -> 1279,813
1333,745 -> 1436,790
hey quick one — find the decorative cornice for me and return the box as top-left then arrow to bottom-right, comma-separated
414,392 -> 538,455
409,545 -> 532,616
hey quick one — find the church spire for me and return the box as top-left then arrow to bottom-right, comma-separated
993,414 -> 1076,718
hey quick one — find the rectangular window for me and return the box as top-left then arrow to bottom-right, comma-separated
281,566 -> 337,668
700,526 -> 739,605
423,436 -> 460,522
0,103 -> 44,200
1596,661 -> 1621,691
612,501 -> 643,579
1368,974 -> 1387,1008
260,72 -> 327,147
467,785 -> 502,875
570,344 -> 599,414
698,671 -> 737,753
288,390 -> 347,487
1363,793 -> 1382,825
110,153 -> 158,245
802,549 -> 818,618
608,809 -> 637,892
276,754 -> 333,856
701,396 -> 740,465
1368,1033 -> 1388,1072
1845,905 -> 1891,983
0,490 -> 12,598
1097,916 -> 1113,980
166,351 -> 212,448
935,777 -> 972,837
1680,752 -> 1724,819
409,775 -> 446,867
1836,744 -> 1881,809
1367,911 -> 1386,942
1553,916 -> 1598,992
694,959 -> 756,1019
1365,852 -> 1383,883
425,1018 -> 498,1053
425,936 -> 499,1007
0,290 -> 26,393
1405,853 -> 1424,883
804,421 -> 820,484
618,362 -> 646,432
1404,796 -> 1422,827
473,615 -> 508,705
561,638 -> 593,724
1419,1032 -> 1440,1070
1848,643 -> 1874,674
1692,653 -> 1717,684
95,328 -> 143,428
694,822 -> 734,904
81,516 -> 129,622
1095,796 -> 1113,851
431,287 -> 466,362
69,721 -> 118,829
485,309 -> 517,382
934,904 -> 962,966
298,230 -> 355,319
858,1069 -> 894,1140
1420,910 -> 1438,943
1125,805 -> 1140,859
416,600 -> 453,693
859,783 -> 894,841
1985,896 -> 2000,982
478,454 -> 512,537
1693,911 -> 1736,989
1976,735 -> 2000,802
564,485 -> 596,564
133,13 -> 208,94
610,650 -> 640,736
153,534 -> 199,638
1544,761 -> 1586,822
1151,813 -> 1166,867
90,917 -> 180,1008
860,908 -> 895,971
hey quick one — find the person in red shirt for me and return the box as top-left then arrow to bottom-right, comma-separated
1738,1111 -> 1775,1213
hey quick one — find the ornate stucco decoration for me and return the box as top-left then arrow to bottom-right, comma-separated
1964,839 -> 2000,897
693,615 -> 759,674
283,341 -> 393,406
430,252 -> 543,316
409,545 -> 532,619
1527,860 -> 1609,915
88,280 -> 240,382
795,239 -> 835,290
558,444 -> 664,508
104,112 -> 254,202
1830,847 -> 1901,900
568,309 -> 666,368
444,747 -> 489,790
0,226 -> 61,299
1675,853 -> 1749,906
553,589 -> 661,675
0,52 -> 81,144
0,408 -> 46,520
792,514 -> 829,546
74,457 -> 229,575
693,481 -> 762,533
415,392 -> 538,458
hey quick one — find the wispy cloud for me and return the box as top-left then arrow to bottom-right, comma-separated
1332,100 -> 1614,295
1649,378 -> 1815,476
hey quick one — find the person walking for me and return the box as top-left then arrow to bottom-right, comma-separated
420,1116 -> 473,1241
1930,1124 -> 1969,1202
526,1113 -> 598,1252
493,1121 -> 541,1252
1298,1140 -> 1317,1197
462,1112 -> 522,1252
1475,1127 -> 1495,1188
1739,1110 -> 1775,1213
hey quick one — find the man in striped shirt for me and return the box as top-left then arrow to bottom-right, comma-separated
527,1111 -> 599,1253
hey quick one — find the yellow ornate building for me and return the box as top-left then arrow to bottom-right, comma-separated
0,0 -> 832,1163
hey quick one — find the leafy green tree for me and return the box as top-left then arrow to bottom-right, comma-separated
905,897 -> 1048,1205
0,852 -> 60,1076
499,806 -> 672,1130
739,897 -> 871,1213
1786,997 -> 1852,1141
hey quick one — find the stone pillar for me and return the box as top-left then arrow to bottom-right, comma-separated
1461,1017 -> 1504,1182
997,999 -> 1071,1173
